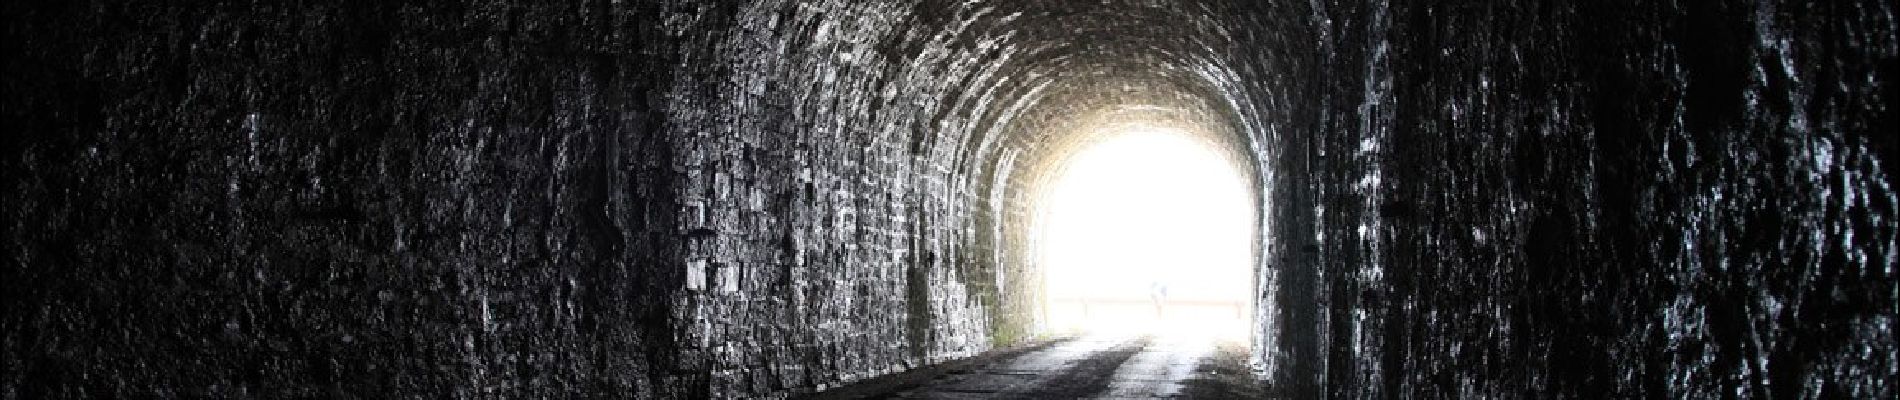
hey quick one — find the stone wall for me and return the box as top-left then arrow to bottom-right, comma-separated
2,1 -> 1011,397
1264,0 -> 1898,397
5,0 -> 1895,398
4,1 -> 684,396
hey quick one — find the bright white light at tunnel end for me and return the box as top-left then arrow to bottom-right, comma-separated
1034,124 -> 1255,343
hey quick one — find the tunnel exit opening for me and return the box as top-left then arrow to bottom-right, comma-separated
1033,126 -> 1255,340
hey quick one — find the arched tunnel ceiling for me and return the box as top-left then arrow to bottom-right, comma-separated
906,0 -> 1270,182
800,1 -> 1289,359
703,0 -> 1275,178
3,0 -> 1895,398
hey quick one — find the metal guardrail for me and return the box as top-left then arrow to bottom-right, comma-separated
1048,298 -> 1246,318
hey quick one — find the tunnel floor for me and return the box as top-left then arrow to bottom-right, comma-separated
814,335 -> 1263,399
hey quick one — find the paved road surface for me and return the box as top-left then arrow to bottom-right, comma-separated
819,335 -> 1253,399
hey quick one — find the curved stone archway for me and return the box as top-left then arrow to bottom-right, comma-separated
4,0 -> 1895,398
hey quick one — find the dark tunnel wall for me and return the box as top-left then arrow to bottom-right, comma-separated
4,0 -> 1897,398
2,0 -> 1024,397
1274,1 -> 1898,397
4,1 -> 694,396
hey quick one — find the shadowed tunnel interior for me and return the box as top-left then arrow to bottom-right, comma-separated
4,0 -> 1896,398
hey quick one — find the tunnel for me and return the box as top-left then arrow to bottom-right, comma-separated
3,0 -> 1896,398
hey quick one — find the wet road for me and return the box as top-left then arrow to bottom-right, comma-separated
1092,337 -> 1219,399
830,335 -> 1243,399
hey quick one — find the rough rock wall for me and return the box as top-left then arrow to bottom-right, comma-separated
3,1 -> 686,397
2,1 -> 1011,397
5,0 -> 1896,398
1267,0 -> 1898,397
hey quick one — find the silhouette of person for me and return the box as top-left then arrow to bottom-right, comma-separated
1150,280 -> 1169,318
